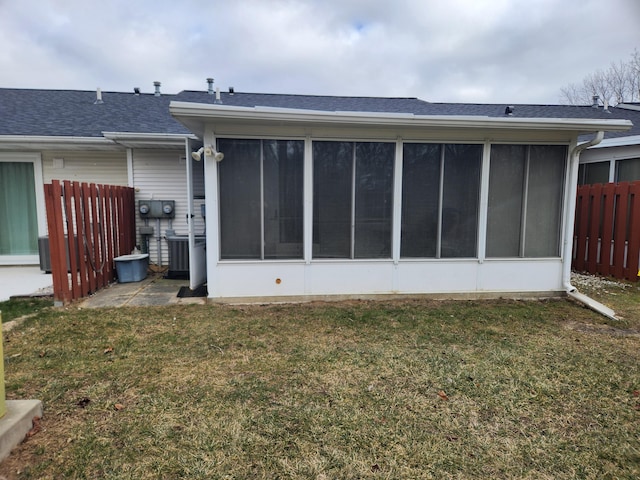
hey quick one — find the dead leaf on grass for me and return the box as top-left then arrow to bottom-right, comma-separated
114,403 -> 125,411
633,390 -> 639,397
437,390 -> 449,401
25,416 -> 41,438
104,347 -> 114,354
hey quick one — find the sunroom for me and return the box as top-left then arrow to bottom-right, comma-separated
170,101 -> 630,300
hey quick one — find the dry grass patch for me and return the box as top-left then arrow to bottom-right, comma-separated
0,297 -> 638,479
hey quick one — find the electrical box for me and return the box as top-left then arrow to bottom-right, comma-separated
138,200 -> 175,219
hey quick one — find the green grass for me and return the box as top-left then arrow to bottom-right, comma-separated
0,294 -> 638,479
0,297 -> 52,323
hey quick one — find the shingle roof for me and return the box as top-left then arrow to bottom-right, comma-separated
0,88 -> 190,137
0,87 -> 637,139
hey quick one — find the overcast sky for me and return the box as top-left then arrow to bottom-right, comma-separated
1,0 -> 638,104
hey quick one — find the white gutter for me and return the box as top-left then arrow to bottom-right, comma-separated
169,101 -> 633,132
0,135 -> 114,146
562,131 -> 617,320
102,132 -> 198,148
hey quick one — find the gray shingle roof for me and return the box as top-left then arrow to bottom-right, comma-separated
0,88 -> 190,137
1,87 -> 637,139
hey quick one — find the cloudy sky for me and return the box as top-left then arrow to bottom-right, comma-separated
1,0 -> 638,104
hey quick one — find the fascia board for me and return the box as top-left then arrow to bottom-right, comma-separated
170,101 -> 633,133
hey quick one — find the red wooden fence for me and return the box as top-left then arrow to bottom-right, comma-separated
43,180 -> 136,304
573,181 -> 640,281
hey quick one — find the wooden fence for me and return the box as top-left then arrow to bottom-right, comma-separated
573,181 -> 640,281
44,180 -> 136,304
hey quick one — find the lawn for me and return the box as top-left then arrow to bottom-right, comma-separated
0,297 -> 52,323
0,282 -> 638,479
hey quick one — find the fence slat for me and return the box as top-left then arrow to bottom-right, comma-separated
586,183 -> 603,273
626,181 -> 640,281
573,185 -> 588,272
612,183 -> 629,279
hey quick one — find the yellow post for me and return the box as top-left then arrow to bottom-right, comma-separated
0,313 -> 5,418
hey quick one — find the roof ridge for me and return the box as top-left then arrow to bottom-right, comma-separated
177,90 -> 421,100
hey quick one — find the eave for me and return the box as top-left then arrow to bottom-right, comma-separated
102,132 -> 198,149
170,101 -> 633,138
0,135 -> 118,151
0,132 -> 198,151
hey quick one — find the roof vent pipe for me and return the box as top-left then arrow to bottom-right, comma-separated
214,87 -> 222,104
134,87 -> 140,95
154,81 -> 161,96
94,88 -> 104,104
591,95 -> 599,107
229,86 -> 234,95
207,78 -> 214,95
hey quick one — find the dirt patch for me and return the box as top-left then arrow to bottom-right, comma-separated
564,320 -> 640,337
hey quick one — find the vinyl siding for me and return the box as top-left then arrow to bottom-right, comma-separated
132,149 -> 205,266
42,151 -> 128,185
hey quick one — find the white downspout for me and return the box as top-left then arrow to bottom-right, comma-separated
563,131 -> 617,320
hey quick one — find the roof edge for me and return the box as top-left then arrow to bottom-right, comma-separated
170,101 -> 633,133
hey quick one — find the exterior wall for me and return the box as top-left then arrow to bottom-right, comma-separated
206,260 -> 564,299
132,149 -> 205,266
42,151 -> 128,185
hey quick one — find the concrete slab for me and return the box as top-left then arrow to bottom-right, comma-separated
0,267 -> 52,302
0,400 -> 43,463
77,274 -> 205,307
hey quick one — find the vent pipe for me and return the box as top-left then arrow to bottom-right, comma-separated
229,86 -> 235,95
134,87 -> 140,95
94,88 -> 104,104
154,81 -> 161,96
207,78 -> 214,95
591,95 -> 599,108
214,87 -> 222,104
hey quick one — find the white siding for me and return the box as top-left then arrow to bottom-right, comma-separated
132,149 -> 205,266
42,151 -> 128,185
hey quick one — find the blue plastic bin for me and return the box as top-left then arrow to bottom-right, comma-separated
114,253 -> 149,283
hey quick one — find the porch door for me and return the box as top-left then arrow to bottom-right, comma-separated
0,162 -> 39,257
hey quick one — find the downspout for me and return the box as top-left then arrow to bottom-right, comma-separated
563,131 -> 617,320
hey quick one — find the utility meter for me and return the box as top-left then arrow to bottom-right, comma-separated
162,203 -> 173,215
139,201 -> 150,216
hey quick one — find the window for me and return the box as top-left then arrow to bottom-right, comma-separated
401,143 -> 482,258
313,141 -> 394,259
616,158 -> 640,183
0,162 -> 38,256
578,161 -> 609,185
218,139 -> 304,260
486,145 -> 566,258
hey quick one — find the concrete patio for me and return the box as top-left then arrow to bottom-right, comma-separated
0,267 -> 52,302
0,266 -> 206,307
76,273 -> 206,308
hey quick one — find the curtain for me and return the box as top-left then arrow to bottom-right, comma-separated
0,162 -> 38,256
